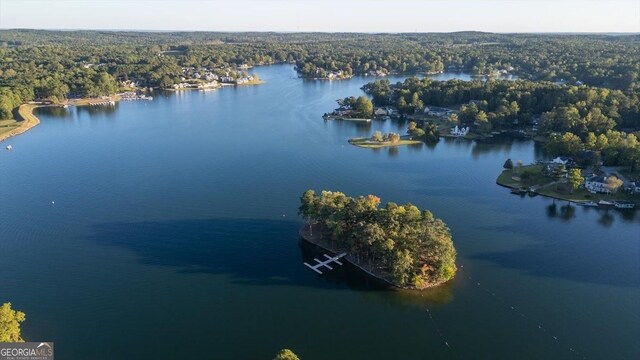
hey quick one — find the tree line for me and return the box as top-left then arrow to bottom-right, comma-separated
1,30 -> 638,120
299,190 -> 457,289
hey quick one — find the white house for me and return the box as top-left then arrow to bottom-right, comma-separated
551,156 -> 572,165
585,176 -> 610,194
374,108 -> 388,117
450,126 -> 469,137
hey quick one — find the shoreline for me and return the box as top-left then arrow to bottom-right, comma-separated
299,224 -> 449,290
348,137 -> 422,148
496,168 -> 639,205
0,104 -> 42,143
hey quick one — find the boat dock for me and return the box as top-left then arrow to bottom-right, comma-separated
304,253 -> 347,274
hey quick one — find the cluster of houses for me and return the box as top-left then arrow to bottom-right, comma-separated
364,69 -> 388,77
180,66 -> 256,85
170,66 -> 257,90
373,107 -> 399,119
542,156 -> 640,196
119,80 -> 140,89
326,70 -> 349,80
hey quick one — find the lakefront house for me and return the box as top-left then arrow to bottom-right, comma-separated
585,175 -> 610,194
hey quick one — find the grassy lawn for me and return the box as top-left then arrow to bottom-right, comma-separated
0,119 -> 20,137
496,164 -> 552,188
0,104 -> 41,141
349,136 -> 422,148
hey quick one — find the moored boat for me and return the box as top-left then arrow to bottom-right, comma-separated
598,200 -> 614,206
614,201 -> 635,209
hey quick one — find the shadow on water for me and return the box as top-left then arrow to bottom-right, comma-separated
298,239 -> 454,307
87,218 -> 453,304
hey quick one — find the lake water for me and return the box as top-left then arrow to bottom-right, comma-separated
0,65 -> 638,360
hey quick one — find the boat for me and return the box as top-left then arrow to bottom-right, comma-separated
598,200 -> 614,206
614,201 -> 635,209
510,188 -> 527,195
578,201 -> 598,207
6,145 -> 12,150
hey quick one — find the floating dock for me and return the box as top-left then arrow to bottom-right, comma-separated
304,253 -> 347,274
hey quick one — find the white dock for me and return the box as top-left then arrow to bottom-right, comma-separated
304,253 -> 347,274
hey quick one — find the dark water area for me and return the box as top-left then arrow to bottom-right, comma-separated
0,65 -> 638,359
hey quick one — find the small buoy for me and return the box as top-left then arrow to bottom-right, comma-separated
282,214 -> 285,217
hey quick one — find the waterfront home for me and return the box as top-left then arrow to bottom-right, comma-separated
374,108 -> 388,117
450,125 -> 469,137
585,175 -> 610,194
544,163 -> 569,178
423,106 -> 454,117
551,156 -> 572,165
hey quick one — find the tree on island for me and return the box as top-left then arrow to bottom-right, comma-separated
567,168 -> 584,193
299,190 -> 457,289
273,349 -> 300,360
503,158 -> 514,169
0,302 -> 26,342
371,131 -> 383,142
384,133 -> 400,143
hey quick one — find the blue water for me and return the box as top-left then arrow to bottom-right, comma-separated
0,65 -> 638,360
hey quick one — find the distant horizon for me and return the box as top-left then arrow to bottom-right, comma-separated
1,0 -> 638,33
1,28 -> 639,35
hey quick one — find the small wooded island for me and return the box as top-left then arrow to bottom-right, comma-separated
298,190 -> 457,289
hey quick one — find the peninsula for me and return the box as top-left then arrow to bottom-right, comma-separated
298,190 -> 457,289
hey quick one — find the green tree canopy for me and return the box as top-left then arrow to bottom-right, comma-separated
273,349 -> 300,360
299,190 -> 457,288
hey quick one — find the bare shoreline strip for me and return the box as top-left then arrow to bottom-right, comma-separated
0,104 -> 42,143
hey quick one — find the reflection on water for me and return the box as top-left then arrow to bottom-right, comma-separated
545,200 -> 637,226
75,104 -> 119,117
4,64 -> 639,360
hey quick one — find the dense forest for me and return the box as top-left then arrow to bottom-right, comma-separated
1,30 -> 638,120
299,190 -> 457,289
362,77 -> 640,168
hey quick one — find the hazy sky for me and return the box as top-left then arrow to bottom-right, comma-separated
1,0 -> 639,33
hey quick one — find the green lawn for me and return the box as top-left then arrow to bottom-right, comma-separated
0,119 -> 20,137
349,136 -> 422,148
496,164 -> 552,188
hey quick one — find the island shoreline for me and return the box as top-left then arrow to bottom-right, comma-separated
299,224 -> 450,290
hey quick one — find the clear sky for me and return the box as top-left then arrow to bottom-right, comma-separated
1,0 -> 639,33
